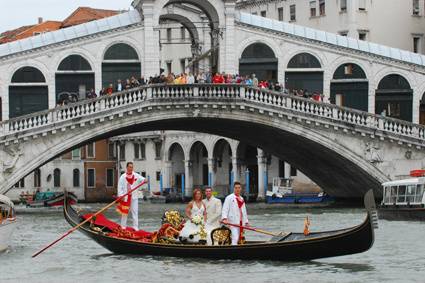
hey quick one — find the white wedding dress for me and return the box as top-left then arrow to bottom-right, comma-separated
191,202 -> 205,219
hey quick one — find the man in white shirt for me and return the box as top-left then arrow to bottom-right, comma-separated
117,162 -> 146,230
203,187 -> 222,229
221,182 -> 249,245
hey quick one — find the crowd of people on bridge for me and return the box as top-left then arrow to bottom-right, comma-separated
56,71 -> 328,106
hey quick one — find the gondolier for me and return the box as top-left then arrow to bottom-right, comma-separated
221,182 -> 249,245
117,162 -> 146,230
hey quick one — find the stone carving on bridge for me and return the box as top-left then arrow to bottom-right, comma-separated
364,142 -> 383,164
0,144 -> 23,173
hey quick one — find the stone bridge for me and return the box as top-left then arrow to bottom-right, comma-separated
0,84 -> 424,198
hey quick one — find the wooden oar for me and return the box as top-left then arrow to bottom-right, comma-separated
32,180 -> 147,258
221,221 -> 281,237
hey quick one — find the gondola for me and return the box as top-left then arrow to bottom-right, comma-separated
63,190 -> 378,261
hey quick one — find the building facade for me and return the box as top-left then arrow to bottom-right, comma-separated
110,131 -> 318,198
6,140 -> 117,202
237,0 -> 425,54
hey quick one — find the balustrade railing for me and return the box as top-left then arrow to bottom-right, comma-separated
0,84 -> 424,142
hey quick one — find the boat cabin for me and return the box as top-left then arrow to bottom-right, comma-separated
381,177 -> 425,206
266,177 -> 293,197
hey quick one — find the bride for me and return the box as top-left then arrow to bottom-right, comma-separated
185,188 -> 207,223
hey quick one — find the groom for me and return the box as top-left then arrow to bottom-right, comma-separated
221,182 -> 249,245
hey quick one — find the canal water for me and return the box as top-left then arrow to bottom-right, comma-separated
1,202 -> 424,283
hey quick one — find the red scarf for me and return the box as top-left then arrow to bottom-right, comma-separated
235,195 -> 245,242
116,173 -> 135,216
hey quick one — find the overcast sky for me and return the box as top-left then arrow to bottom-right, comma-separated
0,0 -> 133,33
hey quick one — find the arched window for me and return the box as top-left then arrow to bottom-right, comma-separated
285,53 -> 323,94
376,74 -> 412,121
56,55 -> 94,104
330,63 -> 368,111
53,168 -> 61,188
239,43 -> 278,82
9,66 -> 48,118
241,43 -> 276,59
102,43 -> 141,88
58,55 -> 92,71
332,63 -> 366,80
377,74 -> 411,90
73,169 -> 80,187
11,67 -> 46,83
287,53 -> 321,69
104,43 -> 139,60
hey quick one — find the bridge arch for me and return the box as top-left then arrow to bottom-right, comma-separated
0,85 -> 400,198
189,140 -> 209,191
330,62 -> 369,111
375,73 -> 413,121
101,42 -> 141,89
9,66 -> 48,118
167,142 -> 186,190
212,138 -> 233,191
159,13 -> 200,44
152,0 -> 223,29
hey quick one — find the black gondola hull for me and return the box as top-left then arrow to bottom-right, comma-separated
64,191 -> 377,261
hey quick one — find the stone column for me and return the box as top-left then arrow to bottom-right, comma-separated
142,1 -> 160,78
208,158 -> 215,187
257,149 -> 267,200
223,0 -> 237,74
368,79 -> 376,114
184,160 -> 192,198
48,73 -> 56,110
2,84 -> 9,120
232,157 -> 239,183
164,161 -> 172,189
94,65 -> 102,95
284,162 -> 291,179
412,88 -> 420,123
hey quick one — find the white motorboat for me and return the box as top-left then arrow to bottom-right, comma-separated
0,195 -> 17,252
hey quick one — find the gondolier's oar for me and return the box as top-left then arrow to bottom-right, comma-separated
32,180 -> 147,258
221,221 -> 281,237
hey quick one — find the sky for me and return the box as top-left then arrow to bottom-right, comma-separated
0,0 -> 133,33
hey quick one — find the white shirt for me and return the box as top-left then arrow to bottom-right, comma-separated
203,196 -> 222,228
221,193 -> 248,226
117,172 -> 145,201
187,75 -> 195,84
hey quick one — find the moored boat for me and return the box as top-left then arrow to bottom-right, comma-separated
0,195 -> 17,252
378,170 -> 425,221
63,190 -> 378,261
21,191 -> 77,208
265,177 -> 334,205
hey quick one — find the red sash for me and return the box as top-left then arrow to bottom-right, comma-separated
236,195 -> 245,242
116,174 -> 135,216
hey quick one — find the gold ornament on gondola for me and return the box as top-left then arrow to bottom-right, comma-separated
162,210 -> 185,230
211,226 -> 232,245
